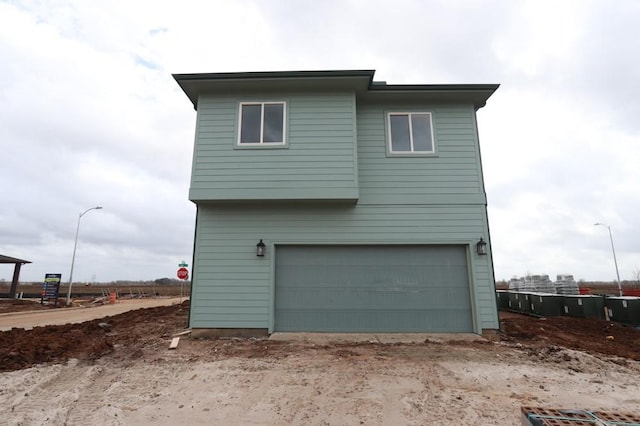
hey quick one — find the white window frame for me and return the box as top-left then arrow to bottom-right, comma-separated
387,112 -> 435,154
237,101 -> 287,146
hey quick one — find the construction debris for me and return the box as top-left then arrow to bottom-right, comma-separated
521,406 -> 640,425
169,337 -> 180,349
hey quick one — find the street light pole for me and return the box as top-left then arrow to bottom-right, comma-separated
66,206 -> 103,305
594,222 -> 622,296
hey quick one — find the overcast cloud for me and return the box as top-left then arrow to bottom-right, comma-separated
1,0 -> 638,283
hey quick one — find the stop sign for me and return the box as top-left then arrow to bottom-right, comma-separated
177,267 -> 189,280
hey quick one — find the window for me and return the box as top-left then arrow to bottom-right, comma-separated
387,112 -> 435,154
238,102 -> 286,145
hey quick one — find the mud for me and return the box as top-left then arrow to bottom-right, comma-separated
1,302 -> 639,373
499,312 -> 640,360
0,301 -> 189,372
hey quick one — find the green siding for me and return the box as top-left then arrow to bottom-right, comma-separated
189,92 -> 358,202
356,102 -> 485,205
275,245 -> 473,332
189,205 -> 498,332
187,94 -> 498,333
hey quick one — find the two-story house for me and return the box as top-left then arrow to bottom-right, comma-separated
173,70 -> 499,336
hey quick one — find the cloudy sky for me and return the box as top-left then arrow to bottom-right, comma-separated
1,0 -> 638,283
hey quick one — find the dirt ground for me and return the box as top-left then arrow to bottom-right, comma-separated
0,299 -> 57,313
1,301 -> 640,425
0,297 -> 184,331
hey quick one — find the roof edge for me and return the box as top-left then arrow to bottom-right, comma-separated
173,69 -> 376,83
0,254 -> 32,264
172,70 -> 499,110
369,83 -> 500,91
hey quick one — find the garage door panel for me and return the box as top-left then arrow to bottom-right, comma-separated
278,266 -> 468,287
277,286 -> 470,310
275,245 -> 473,332
276,309 -> 473,333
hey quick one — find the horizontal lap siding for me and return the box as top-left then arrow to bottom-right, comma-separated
356,103 -> 483,205
189,205 -> 498,330
189,98 -> 498,331
190,92 -> 358,201
353,101 -> 496,329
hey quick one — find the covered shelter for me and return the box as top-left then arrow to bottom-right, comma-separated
1,255 -> 32,298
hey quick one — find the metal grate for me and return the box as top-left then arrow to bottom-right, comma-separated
522,406 -> 640,426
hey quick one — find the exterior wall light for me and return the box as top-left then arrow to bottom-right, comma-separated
256,239 -> 266,257
476,238 -> 487,255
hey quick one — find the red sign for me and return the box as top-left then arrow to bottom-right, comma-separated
177,267 -> 189,280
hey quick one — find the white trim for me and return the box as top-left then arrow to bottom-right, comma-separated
237,101 -> 287,146
387,112 -> 435,154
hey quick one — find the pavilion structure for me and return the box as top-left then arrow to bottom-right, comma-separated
1,255 -> 31,298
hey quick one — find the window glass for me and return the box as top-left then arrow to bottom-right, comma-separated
240,104 -> 261,143
390,115 -> 411,152
411,114 -> 433,152
263,103 -> 284,143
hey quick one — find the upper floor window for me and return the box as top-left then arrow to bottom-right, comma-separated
238,102 -> 286,145
387,112 -> 435,154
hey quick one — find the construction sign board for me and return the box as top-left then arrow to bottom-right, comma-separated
41,273 -> 62,305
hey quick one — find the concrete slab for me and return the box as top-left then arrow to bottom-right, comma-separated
268,332 -> 485,344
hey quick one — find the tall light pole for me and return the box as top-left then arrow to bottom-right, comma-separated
66,206 -> 103,305
594,222 -> 622,296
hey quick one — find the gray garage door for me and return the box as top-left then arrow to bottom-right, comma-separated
275,245 -> 473,332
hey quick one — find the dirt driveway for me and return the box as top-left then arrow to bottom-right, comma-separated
0,297 -> 184,331
1,303 -> 640,425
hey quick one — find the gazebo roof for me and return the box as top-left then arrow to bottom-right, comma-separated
0,255 -> 31,264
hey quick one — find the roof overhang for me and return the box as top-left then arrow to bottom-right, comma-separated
362,83 -> 499,110
173,70 -> 499,110
0,255 -> 31,264
173,70 -> 375,109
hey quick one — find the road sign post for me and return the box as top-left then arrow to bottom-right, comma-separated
177,267 -> 189,280
177,265 -> 189,304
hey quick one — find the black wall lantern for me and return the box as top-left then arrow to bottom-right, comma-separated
476,237 -> 487,255
256,239 -> 266,257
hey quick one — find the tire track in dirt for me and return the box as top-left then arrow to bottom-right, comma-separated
8,363 -> 103,425
62,365 -> 125,425
5,364 -> 66,411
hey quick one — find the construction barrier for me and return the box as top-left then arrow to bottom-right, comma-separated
562,295 -> 605,319
499,291 -> 640,326
605,297 -> 640,326
529,294 -> 564,317
496,290 -> 509,310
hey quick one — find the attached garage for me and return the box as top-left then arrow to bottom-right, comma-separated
274,245 -> 474,332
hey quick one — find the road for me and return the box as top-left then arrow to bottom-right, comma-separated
0,297 -> 185,331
